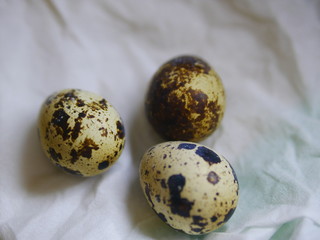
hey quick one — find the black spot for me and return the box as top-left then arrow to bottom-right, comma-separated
116,121 -> 125,139
163,154 -> 167,159
168,174 -> 194,217
156,212 -> 167,223
144,170 -> 149,176
207,171 -> 220,185
211,216 -> 218,222
177,143 -> 196,150
144,183 -> 154,208
155,195 -> 161,203
48,147 -> 62,162
51,108 -> 71,140
195,146 -> 221,165
160,179 -> 167,188
98,161 -> 109,170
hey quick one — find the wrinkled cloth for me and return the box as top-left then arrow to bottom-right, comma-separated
1,0 -> 320,239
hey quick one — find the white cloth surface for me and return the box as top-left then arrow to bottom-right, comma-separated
1,0 -> 320,239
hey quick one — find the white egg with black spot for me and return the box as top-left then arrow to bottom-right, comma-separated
38,89 -> 125,177
139,141 -> 239,235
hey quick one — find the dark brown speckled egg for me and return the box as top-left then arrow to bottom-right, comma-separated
38,89 -> 125,177
145,55 -> 225,142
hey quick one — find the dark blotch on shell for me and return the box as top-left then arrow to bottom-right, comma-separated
116,120 -> 125,139
155,211 -> 167,223
211,216 -> 218,222
76,99 -> 85,107
190,228 -> 203,233
51,108 -> 71,141
70,138 -> 99,163
207,171 -> 220,185
192,215 -> 208,227
48,147 -> 62,162
71,111 -> 87,141
195,146 -> 221,165
99,99 -> 108,110
177,143 -> 196,150
168,174 -> 194,218
53,89 -> 78,109
98,160 -> 109,170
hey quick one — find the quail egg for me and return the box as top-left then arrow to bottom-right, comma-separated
145,55 -> 225,142
139,141 -> 239,235
38,89 -> 125,177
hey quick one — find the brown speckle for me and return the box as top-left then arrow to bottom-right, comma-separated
116,120 -> 125,139
99,99 -> 108,110
207,171 -> 220,185
76,99 -> 85,107
69,138 -> 99,163
51,108 -> 71,141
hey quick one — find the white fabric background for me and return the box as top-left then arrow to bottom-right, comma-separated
1,0 -> 320,239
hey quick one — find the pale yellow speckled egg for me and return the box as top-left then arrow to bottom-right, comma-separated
139,141 -> 239,235
38,89 -> 125,177
145,55 -> 225,142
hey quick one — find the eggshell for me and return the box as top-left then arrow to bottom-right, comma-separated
145,55 -> 225,141
38,89 -> 125,177
139,141 -> 239,235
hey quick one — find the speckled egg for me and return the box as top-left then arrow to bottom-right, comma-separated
139,141 -> 239,235
145,55 -> 225,142
38,89 -> 125,177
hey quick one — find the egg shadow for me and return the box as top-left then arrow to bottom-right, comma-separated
125,101 -> 191,238
125,101 -> 161,228
21,121 -> 87,195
